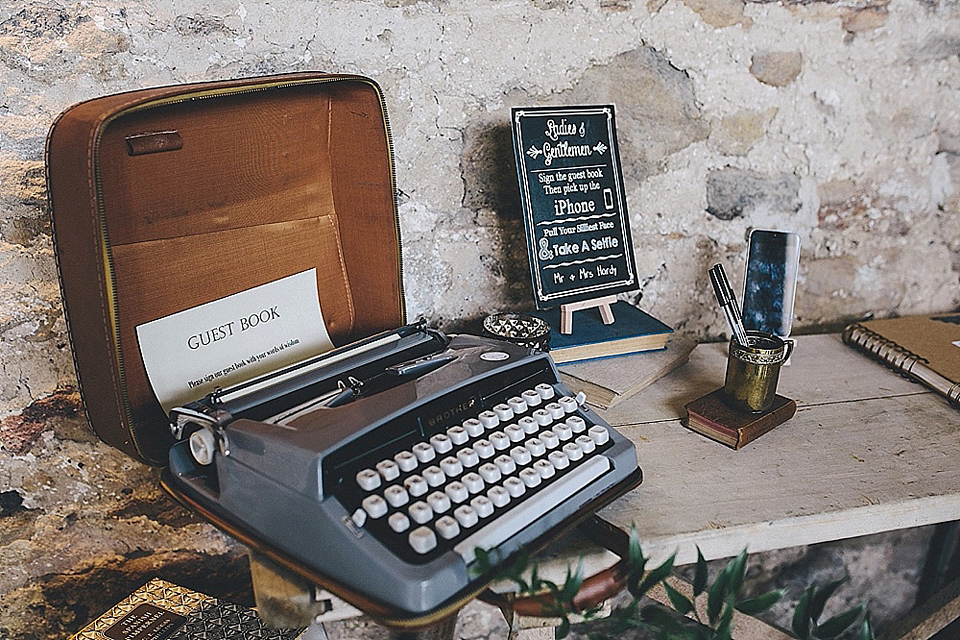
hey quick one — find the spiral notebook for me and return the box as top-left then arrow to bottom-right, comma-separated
842,313 -> 960,408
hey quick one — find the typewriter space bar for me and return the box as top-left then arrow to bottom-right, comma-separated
454,456 -> 610,565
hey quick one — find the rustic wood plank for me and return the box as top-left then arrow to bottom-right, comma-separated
600,333 -> 927,427
591,334 -> 959,566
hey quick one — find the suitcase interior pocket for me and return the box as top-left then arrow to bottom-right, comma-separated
110,218 -> 356,422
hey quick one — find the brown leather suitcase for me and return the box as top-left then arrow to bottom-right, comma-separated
46,72 -> 405,465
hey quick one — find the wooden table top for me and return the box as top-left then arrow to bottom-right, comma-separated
593,333 -> 960,566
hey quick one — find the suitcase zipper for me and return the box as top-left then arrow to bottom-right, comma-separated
91,75 -> 405,462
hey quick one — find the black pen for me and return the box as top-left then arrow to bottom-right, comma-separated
709,263 -> 750,346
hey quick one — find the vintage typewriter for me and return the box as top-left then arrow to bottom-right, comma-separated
162,321 -> 642,620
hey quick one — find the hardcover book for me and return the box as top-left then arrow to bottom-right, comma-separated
842,313 -> 960,408
558,334 -> 697,409
70,578 -> 302,640
684,388 -> 797,450
531,301 -> 673,364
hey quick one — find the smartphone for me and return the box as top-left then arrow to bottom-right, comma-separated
741,229 -> 800,337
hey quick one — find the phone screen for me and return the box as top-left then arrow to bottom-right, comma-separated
741,229 -> 800,337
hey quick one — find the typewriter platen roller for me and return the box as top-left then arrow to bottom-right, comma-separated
161,322 -> 643,623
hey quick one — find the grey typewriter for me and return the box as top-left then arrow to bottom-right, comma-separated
162,321 -> 642,621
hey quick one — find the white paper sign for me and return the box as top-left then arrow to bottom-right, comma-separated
136,269 -> 333,413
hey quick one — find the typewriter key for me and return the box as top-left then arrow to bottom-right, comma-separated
404,475 -> 428,497
471,495 -> 494,518
457,448 -> 479,468
526,438 -> 546,457
357,469 -> 381,491
409,501 -> 433,524
504,424 -> 525,442
389,512 -> 410,533
507,396 -> 528,414
427,491 -> 451,514
576,434 -> 596,454
519,416 -> 539,434
454,505 -> 479,528
520,467 -> 542,488
478,463 -> 501,484
445,482 -> 468,504
536,383 -> 556,400
488,486 -> 510,508
589,424 -> 610,445
494,455 -> 516,475
504,477 -> 526,498
461,472 -> 484,494
522,389 -> 542,407
395,450 -> 418,472
562,442 -> 584,461
435,515 -> 460,540
463,418 -> 484,437
409,526 -> 437,554
362,495 -> 388,519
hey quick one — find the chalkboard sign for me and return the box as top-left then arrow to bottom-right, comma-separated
512,105 -> 637,309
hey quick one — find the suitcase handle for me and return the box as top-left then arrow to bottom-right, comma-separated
476,514 -> 632,617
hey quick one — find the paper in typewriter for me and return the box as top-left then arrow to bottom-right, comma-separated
136,269 -> 333,414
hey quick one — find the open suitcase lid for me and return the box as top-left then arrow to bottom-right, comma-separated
46,72 -> 405,465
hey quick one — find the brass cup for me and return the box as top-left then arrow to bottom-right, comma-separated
723,331 -> 794,413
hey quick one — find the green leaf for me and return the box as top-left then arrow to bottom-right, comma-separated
664,581 -> 695,615
736,589 -> 785,615
529,564 -> 542,592
857,613 -> 875,640
693,548 -> 708,597
718,593 -> 736,630
502,550 -> 531,592
471,547 -> 491,577
632,553 -> 676,599
640,605 -> 690,639
556,615 -> 571,639
560,557 -> 586,603
707,565 -> 731,624
728,548 -> 748,594
640,604 -> 676,624
629,525 -> 648,576
792,586 -> 814,640
813,603 -> 865,639
810,578 -> 847,623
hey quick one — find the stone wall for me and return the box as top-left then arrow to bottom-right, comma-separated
1,0 -> 958,637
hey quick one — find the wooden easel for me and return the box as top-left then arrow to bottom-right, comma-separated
559,294 -> 617,334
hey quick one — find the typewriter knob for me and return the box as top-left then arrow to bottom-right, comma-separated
189,428 -> 216,466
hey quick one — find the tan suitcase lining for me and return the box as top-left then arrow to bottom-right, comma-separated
98,85 -> 359,336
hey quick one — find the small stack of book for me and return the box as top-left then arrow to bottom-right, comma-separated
529,301 -> 693,409
558,334 -> 697,409
531,301 -> 673,364
684,388 -> 797,450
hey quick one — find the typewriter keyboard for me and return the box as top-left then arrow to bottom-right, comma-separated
341,382 -> 614,565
